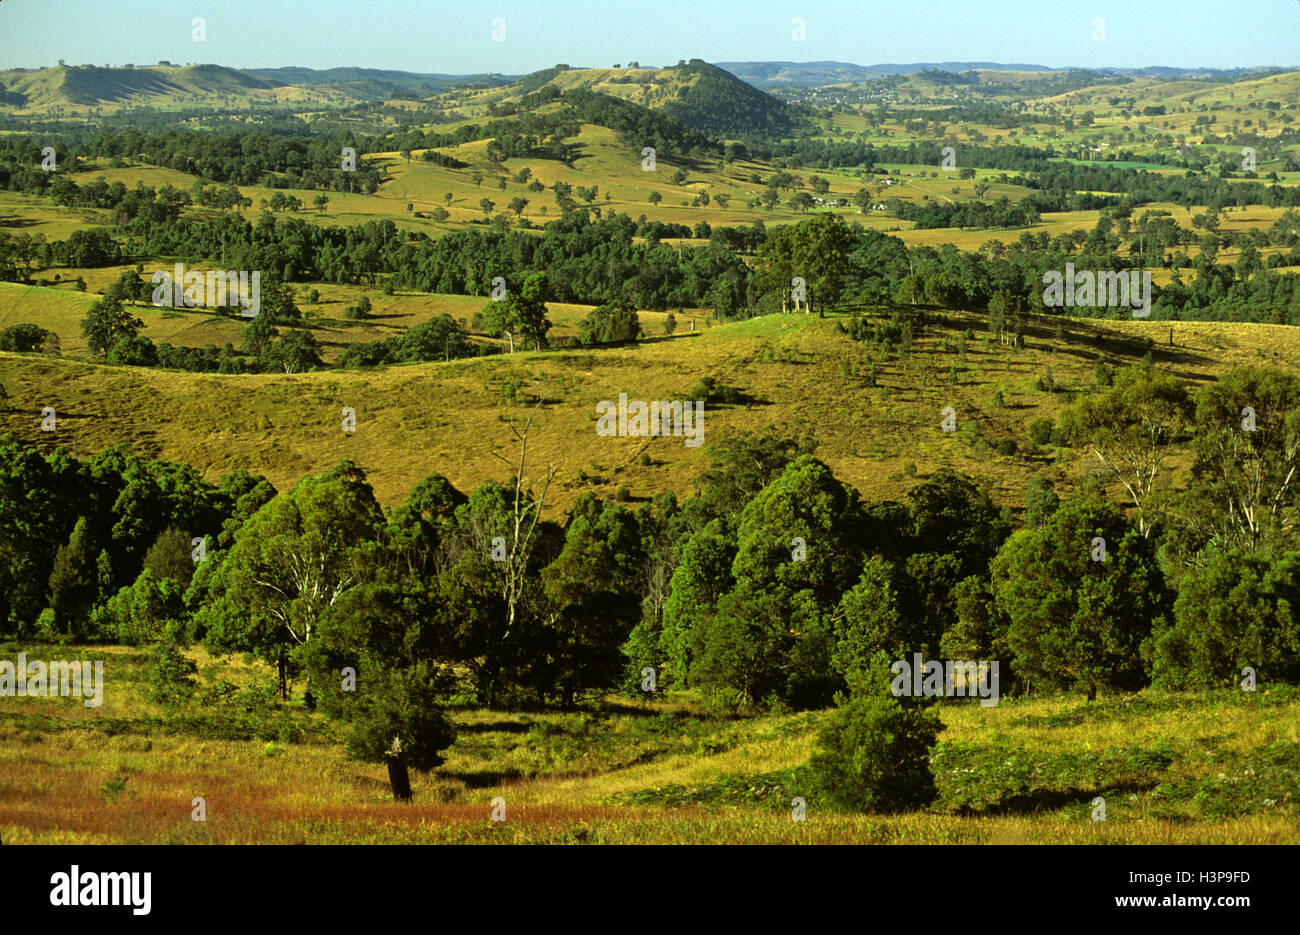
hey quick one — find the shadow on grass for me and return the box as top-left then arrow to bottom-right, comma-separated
454,721 -> 532,735
958,779 -> 1157,817
444,768 -> 525,789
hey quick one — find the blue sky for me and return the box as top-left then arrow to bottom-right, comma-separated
2,1 -> 1297,73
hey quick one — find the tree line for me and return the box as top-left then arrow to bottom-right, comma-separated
3,363 -> 1297,706
3,362 -> 1298,799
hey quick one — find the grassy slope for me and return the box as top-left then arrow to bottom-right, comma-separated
0,64 -> 357,115
1,641 -> 1295,844
4,307 -> 1299,515
0,280 -> 697,363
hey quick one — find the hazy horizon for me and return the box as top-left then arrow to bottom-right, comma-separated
2,0 -> 1298,73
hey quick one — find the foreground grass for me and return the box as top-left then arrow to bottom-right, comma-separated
0,643 -> 1296,843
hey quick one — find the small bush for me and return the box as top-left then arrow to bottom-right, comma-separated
687,375 -> 742,404
108,334 -> 158,367
237,677 -> 281,712
1028,417 -> 1054,447
35,608 -> 59,641
615,484 -> 632,502
0,323 -> 52,353
995,438 -> 1018,457
102,773 -> 130,803
147,634 -> 198,704
992,390 -> 1005,408
809,668 -> 941,813
902,460 -> 917,478
345,295 -> 372,320
578,301 -> 640,345
1033,369 -> 1056,393
1024,477 -> 1060,527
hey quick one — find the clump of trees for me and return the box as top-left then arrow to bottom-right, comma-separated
480,272 -> 551,351
0,322 -> 57,353
578,301 -> 640,345
339,314 -> 478,367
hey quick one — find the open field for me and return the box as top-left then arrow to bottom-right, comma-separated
0,280 -> 708,363
1,641 -> 1295,844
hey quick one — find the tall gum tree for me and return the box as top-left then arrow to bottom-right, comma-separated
197,460 -> 384,698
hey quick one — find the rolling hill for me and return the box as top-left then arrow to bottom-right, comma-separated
0,64 -> 275,111
442,60 -> 800,140
4,304 -> 1297,516
718,60 -> 1056,88
243,66 -> 518,97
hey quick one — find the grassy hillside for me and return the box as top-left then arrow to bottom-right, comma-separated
436,60 -> 797,139
0,64 -> 275,112
0,59 -> 798,139
4,308 -> 1298,514
0,279 -> 699,363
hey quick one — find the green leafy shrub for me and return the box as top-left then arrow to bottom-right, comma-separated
344,295 -> 372,320
578,301 -> 640,345
0,323 -> 53,353
107,334 -> 158,366
147,634 -> 198,704
686,375 -> 743,404
1024,477 -> 1060,528
1028,417 -> 1055,447
809,655 -> 942,813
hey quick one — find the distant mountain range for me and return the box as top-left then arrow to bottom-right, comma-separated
1,60 -> 1294,114
241,66 -> 519,96
716,61 -> 1053,87
715,60 -> 1294,88
0,63 -> 523,112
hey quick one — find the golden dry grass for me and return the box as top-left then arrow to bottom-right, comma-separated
3,309 -> 1299,513
1,644 -> 1295,844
